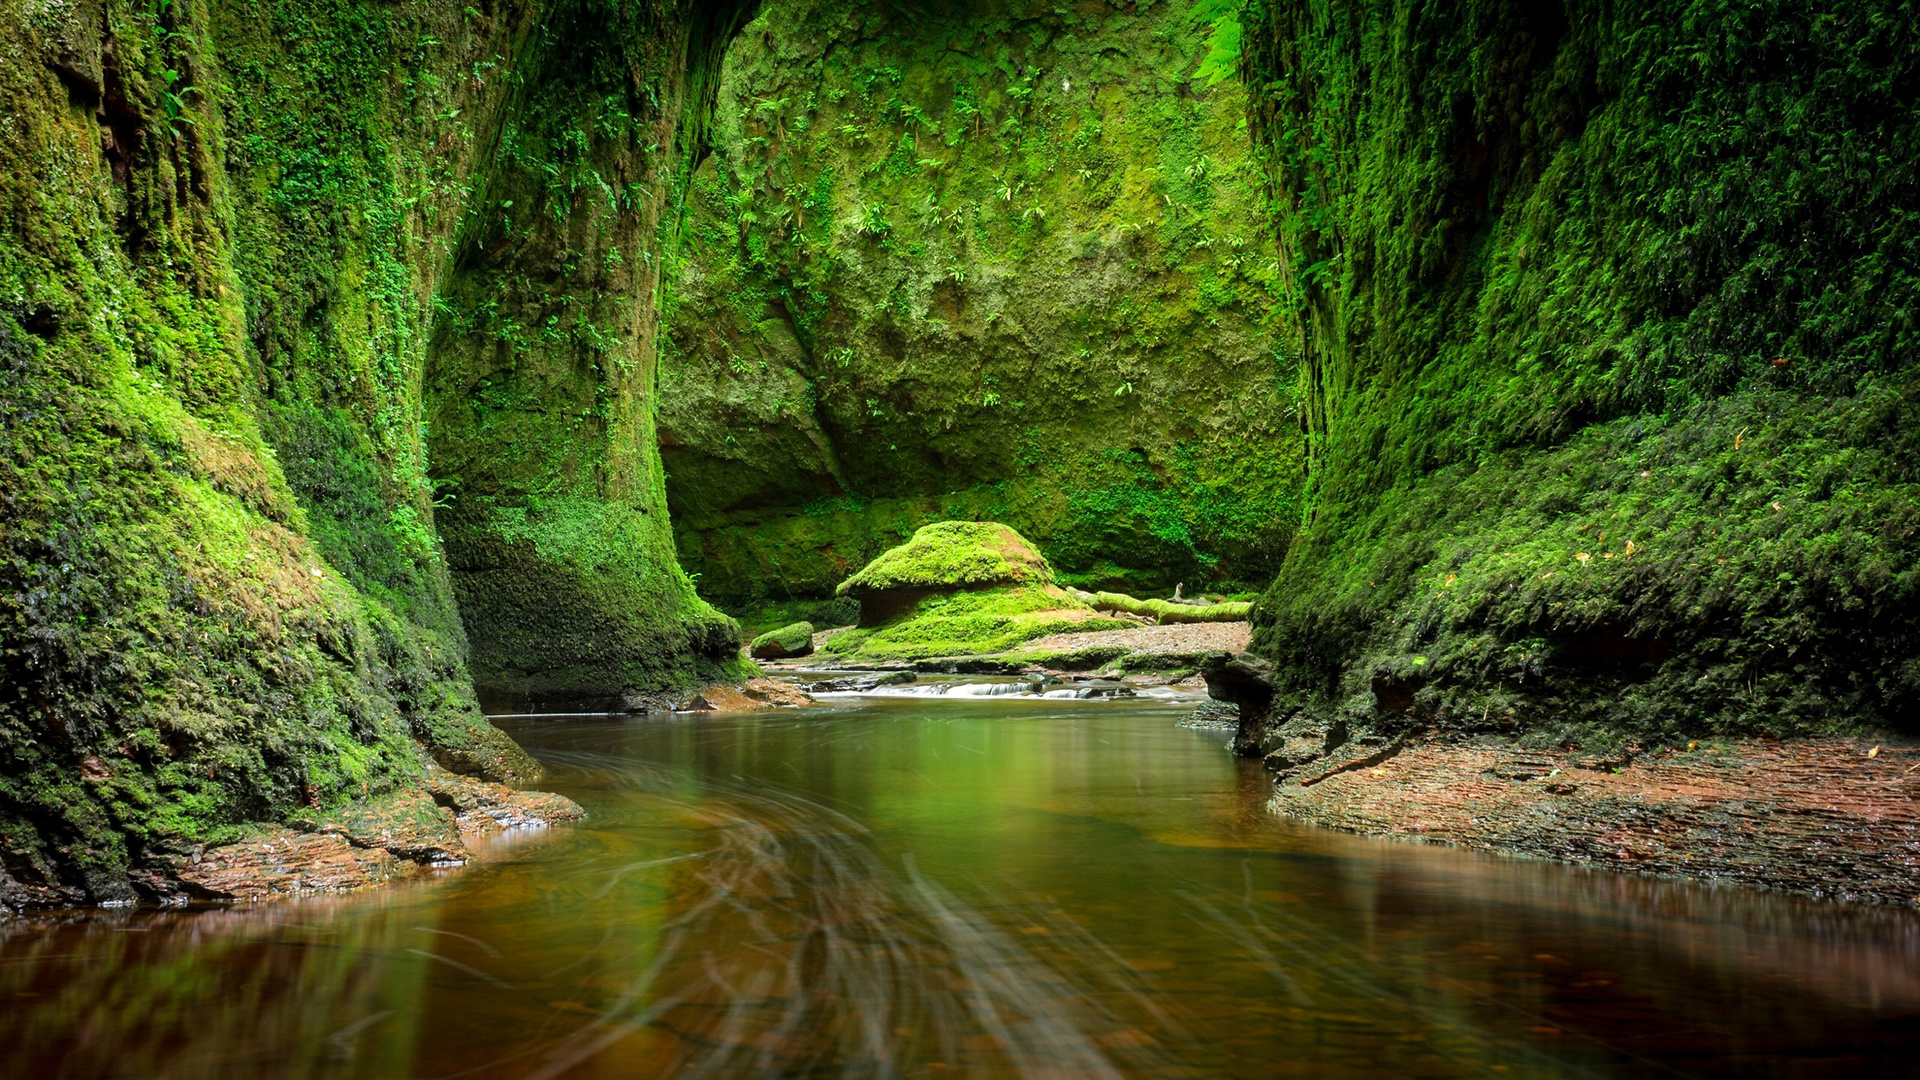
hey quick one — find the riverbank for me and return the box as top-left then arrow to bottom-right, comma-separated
1261,732 -> 1920,907
27,772 -> 588,909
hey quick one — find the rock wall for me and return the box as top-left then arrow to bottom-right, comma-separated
658,0 -> 1303,613
0,0 -> 751,904
1241,0 -> 1920,743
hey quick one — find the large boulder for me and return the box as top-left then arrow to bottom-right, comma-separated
836,521 -> 1054,625
823,522 -> 1136,663
750,621 -> 816,660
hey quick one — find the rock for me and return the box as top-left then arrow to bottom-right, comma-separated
750,621 -> 816,659
694,679 -> 814,710
1200,651 -> 1278,758
836,521 -> 1055,624
803,670 -> 918,694
1182,699 -> 1241,729
820,522 -> 1134,664
1064,678 -> 1135,699
175,775 -> 586,903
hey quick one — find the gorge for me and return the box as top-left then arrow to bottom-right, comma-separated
3,0 -> 1920,1071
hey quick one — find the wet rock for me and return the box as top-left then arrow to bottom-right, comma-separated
316,788 -> 467,864
423,771 -> 586,841
1065,678 -> 1135,699
176,830 -> 408,903
803,671 -> 918,694
1200,651 -> 1277,758
171,775 -> 587,904
1179,699 -> 1240,730
689,679 -> 814,710
1267,736 -> 1920,907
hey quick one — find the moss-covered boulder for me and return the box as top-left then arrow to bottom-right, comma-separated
750,622 -> 816,660
822,522 -> 1134,663
837,521 -> 1051,623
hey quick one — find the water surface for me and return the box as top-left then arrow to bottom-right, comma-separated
5,695 -> 1920,1078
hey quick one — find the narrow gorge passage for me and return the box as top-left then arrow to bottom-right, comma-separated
5,698 -> 1920,1078
5,0 -> 1920,1074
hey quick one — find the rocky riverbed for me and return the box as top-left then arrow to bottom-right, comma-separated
1194,647 -> 1920,908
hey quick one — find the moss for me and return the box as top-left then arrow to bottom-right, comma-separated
423,0 -> 760,703
820,583 -> 1133,663
836,521 -> 1050,597
749,620 -> 815,659
0,0 -> 753,904
1241,0 -> 1920,739
728,596 -> 859,639
658,0 -> 1304,608
1084,591 -> 1252,624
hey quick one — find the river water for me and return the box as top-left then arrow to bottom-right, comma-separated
6,693 -> 1920,1078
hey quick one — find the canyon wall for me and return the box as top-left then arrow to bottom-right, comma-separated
658,0 -> 1303,618
1243,0 -> 1920,743
0,0 -> 751,904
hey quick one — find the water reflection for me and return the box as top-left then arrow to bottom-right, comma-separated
4,700 -> 1919,1078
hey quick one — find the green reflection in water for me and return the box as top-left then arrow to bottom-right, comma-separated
5,698 -> 1920,1078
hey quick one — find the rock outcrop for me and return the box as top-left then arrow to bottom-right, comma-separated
658,0 -> 1302,613
0,0 -> 755,907
1240,0 -> 1920,741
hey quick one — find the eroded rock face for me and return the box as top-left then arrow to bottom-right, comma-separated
0,0 -> 751,907
1242,0 -> 1920,740
658,0 -> 1302,611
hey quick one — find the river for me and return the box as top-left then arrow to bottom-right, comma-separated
4,691 -> 1919,1078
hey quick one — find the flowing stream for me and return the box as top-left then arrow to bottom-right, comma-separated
5,692 -> 1920,1078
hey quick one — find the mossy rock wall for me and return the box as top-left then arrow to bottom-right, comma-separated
0,0 -> 752,903
658,0 -> 1303,612
1241,0 -> 1920,740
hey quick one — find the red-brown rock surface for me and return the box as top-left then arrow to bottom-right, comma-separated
1270,737 -> 1920,906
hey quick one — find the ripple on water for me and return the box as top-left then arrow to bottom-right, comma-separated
3,701 -> 1920,1079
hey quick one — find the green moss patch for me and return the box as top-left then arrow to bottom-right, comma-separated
819,584 -> 1134,663
838,521 -> 1051,598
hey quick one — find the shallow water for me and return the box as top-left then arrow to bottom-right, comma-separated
6,696 -> 1920,1078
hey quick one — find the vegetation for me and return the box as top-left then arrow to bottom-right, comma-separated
749,621 -> 815,659
821,521 -> 1133,663
1080,591 -> 1252,624
820,584 -> 1134,665
658,0 -> 1304,618
3,0 -> 1916,905
1242,0 -> 1920,741
0,0 -> 753,904
837,522 -> 1052,601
